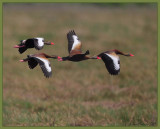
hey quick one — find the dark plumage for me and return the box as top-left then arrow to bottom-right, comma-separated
20,53 -> 61,78
59,30 -> 100,62
98,49 -> 134,75
14,37 -> 54,54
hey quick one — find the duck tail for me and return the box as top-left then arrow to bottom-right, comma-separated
85,50 -> 90,55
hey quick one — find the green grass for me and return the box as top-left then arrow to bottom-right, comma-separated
3,3 -> 157,126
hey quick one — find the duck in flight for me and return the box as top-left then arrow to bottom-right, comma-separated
98,49 -> 134,75
14,37 -> 54,54
58,30 -> 101,62
58,30 -> 134,75
20,53 -> 61,78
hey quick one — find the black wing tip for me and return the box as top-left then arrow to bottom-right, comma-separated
18,47 -> 27,54
108,68 -> 120,75
67,30 -> 76,36
19,51 -> 23,54
18,49 -> 25,54
109,72 -> 120,75
107,68 -> 120,76
29,66 -> 34,69
44,73 -> 52,78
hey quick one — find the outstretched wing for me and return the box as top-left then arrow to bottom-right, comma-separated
67,30 -> 82,56
32,57 -> 52,78
25,39 -> 35,47
18,47 -> 28,54
34,38 -> 44,50
28,58 -> 38,69
99,53 -> 120,75
18,39 -> 34,54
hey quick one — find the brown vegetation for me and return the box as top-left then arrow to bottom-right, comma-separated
3,3 -> 157,126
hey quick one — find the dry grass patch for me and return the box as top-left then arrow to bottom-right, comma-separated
3,3 -> 157,126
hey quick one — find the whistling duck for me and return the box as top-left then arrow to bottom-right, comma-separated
20,53 -> 61,78
98,49 -> 134,75
58,30 -> 101,62
14,37 -> 54,54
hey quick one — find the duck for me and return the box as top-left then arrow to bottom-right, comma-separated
97,49 -> 134,75
14,37 -> 54,54
19,53 -> 61,78
58,30 -> 101,62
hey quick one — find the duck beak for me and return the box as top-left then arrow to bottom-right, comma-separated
57,56 -> 62,61
130,54 -> 134,56
97,56 -> 101,59
51,42 -> 54,45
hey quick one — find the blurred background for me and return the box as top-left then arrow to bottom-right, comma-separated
3,3 -> 157,126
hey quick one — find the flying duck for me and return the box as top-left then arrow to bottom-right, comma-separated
20,53 -> 61,78
58,30 -> 101,62
98,49 -> 134,75
14,37 -> 54,54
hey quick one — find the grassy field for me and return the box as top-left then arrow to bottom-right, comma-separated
3,3 -> 157,126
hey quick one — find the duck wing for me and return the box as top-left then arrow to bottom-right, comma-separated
32,56 -> 52,78
18,39 -> 34,54
19,47 -> 28,54
67,30 -> 82,56
99,53 -> 120,75
28,58 -> 38,69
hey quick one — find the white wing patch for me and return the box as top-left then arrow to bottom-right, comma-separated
35,37 -> 44,47
106,54 -> 120,70
36,57 -> 52,72
71,35 -> 81,50
22,40 -> 26,44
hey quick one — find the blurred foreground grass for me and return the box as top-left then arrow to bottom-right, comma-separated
3,3 -> 157,126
